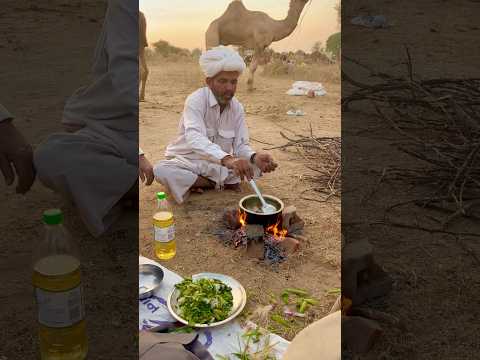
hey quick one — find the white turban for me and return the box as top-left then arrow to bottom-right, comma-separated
199,46 -> 246,78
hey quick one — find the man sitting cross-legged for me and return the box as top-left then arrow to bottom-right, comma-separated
154,46 -> 277,204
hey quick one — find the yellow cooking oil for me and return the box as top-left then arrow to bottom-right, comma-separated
33,209 -> 87,360
33,254 -> 87,360
153,192 -> 176,260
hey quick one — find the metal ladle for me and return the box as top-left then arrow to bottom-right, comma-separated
248,179 -> 277,214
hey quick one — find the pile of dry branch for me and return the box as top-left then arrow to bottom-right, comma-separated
343,50 -> 480,229
264,126 -> 341,202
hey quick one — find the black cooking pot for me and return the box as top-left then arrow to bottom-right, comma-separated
238,195 -> 284,228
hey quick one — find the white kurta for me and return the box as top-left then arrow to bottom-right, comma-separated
34,0 -> 139,237
154,87 -> 259,204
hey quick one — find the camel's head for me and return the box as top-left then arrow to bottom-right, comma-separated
289,0 -> 310,14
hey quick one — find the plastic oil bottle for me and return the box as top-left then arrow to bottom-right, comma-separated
32,209 -> 87,360
153,192 -> 176,260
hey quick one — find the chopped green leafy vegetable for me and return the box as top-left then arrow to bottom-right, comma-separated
283,288 -> 309,297
242,327 -> 263,343
175,277 -> 233,325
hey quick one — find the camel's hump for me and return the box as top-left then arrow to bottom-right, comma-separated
225,0 -> 247,13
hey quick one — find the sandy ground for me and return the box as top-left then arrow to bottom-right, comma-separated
0,1 -> 138,359
139,58 -> 341,340
342,0 -> 480,358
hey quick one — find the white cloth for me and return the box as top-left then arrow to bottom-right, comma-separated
34,0 -> 138,237
199,46 -> 246,78
283,311 -> 341,360
0,103 -> 13,122
154,87 -> 257,204
139,256 -> 290,358
62,0 -> 138,133
34,128 -> 138,237
286,81 -> 327,97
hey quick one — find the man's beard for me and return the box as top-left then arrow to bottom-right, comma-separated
213,91 -> 233,105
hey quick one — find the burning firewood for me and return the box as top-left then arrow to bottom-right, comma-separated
232,227 -> 248,248
217,204 -> 304,264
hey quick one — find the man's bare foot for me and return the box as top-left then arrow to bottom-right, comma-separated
190,187 -> 205,194
189,176 -> 215,194
224,183 -> 242,192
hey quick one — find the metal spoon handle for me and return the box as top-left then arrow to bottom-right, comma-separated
249,179 -> 268,207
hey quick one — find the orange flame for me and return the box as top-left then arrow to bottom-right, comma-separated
238,210 -> 247,227
266,220 -> 288,241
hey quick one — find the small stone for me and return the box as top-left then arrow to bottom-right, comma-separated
289,220 -> 305,234
342,316 -> 382,353
282,205 -> 305,234
343,240 -> 373,270
245,239 -> 264,259
342,239 -> 374,304
223,208 -> 241,230
355,264 -> 392,305
278,237 -> 300,255
245,224 -> 264,241
213,229 -> 235,246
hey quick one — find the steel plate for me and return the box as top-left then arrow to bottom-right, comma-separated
139,264 -> 164,299
167,272 -> 247,328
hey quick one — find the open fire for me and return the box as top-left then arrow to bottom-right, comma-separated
238,210 -> 247,227
216,207 -> 305,264
237,209 -> 288,240
265,220 -> 288,240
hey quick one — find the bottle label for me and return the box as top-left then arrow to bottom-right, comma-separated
35,285 -> 85,328
154,224 -> 175,243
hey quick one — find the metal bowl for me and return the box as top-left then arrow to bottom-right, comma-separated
239,194 -> 284,227
167,272 -> 247,328
139,264 -> 164,299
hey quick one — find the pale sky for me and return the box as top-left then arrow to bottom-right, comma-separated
139,0 -> 339,53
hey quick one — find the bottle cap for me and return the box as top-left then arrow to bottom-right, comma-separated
157,192 -> 167,200
43,209 -> 63,225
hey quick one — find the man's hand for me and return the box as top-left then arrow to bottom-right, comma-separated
0,120 -> 35,194
254,152 -> 278,173
222,155 -> 254,181
139,154 -> 154,185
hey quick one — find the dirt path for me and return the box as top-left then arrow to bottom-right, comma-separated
139,59 -> 341,339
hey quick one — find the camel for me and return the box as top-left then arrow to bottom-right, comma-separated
205,0 -> 310,91
139,11 -> 148,101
